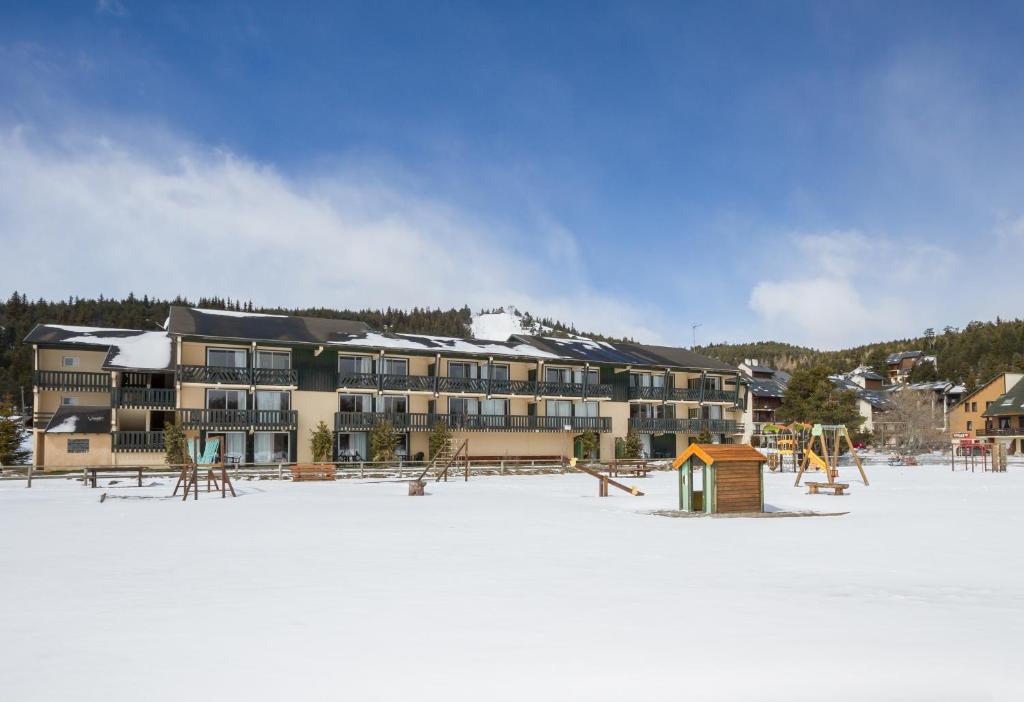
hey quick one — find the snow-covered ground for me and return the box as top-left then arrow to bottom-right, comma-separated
2,459 -> 1022,701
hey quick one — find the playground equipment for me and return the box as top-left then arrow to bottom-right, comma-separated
173,438 -> 236,501
761,423 -> 809,472
672,444 -> 767,514
570,458 -> 644,497
794,424 -> 868,489
408,439 -> 470,495
950,436 -> 1005,472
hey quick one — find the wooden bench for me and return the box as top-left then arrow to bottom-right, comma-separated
85,466 -> 144,488
805,481 -> 849,496
291,464 -> 337,482
609,461 -> 649,478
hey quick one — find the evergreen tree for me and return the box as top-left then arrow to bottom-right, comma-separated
622,429 -> 643,459
369,421 -> 400,462
578,429 -> 598,459
776,365 -> 864,429
428,421 -> 451,459
309,420 -> 334,462
0,394 -> 30,465
163,421 -> 189,468
696,427 -> 713,444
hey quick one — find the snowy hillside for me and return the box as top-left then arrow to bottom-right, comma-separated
471,307 -> 550,340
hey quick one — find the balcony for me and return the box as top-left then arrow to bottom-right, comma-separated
628,418 -> 744,434
34,370 -> 111,392
335,412 -> 612,433
112,431 -> 165,452
179,408 -> 298,430
536,381 -> 614,399
978,427 -> 1024,437
628,386 -> 702,402
177,365 -> 251,384
113,387 -> 176,409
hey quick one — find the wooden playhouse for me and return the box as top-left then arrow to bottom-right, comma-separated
671,444 -> 768,514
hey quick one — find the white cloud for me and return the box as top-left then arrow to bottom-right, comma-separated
745,228 -> 1024,349
0,124 -> 664,343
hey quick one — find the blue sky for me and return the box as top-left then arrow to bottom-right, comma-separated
3,2 -> 1024,348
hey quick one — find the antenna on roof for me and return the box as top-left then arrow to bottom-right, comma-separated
691,323 -> 702,350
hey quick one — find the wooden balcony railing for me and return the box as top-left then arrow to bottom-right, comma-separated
33,370 -> 111,392
112,431 -> 165,452
179,409 -> 298,429
627,418 -> 744,434
113,387 -> 176,408
252,368 -> 298,386
335,412 -> 612,433
177,365 -> 251,384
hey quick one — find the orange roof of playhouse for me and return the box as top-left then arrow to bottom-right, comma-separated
671,444 -> 768,469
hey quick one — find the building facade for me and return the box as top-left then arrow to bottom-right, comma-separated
25,307 -> 747,469
946,372 -> 1024,442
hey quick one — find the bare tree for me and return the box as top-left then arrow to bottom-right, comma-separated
882,389 -> 946,453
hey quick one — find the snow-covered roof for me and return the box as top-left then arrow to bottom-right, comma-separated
514,336 -> 738,372
23,325 -> 174,371
982,378 -> 1024,417
829,376 -> 894,410
328,332 -> 563,359
45,406 -> 111,434
886,350 -> 923,364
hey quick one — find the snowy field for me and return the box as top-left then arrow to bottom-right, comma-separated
2,458 -> 1023,701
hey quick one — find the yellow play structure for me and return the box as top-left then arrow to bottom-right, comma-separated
794,423 -> 868,488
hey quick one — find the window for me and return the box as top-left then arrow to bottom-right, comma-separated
339,394 -> 373,413
480,364 -> 509,381
207,348 -> 247,368
481,399 -> 508,415
61,396 -> 80,406
255,391 -> 290,411
449,397 -> 479,415
449,361 -> 477,379
972,402 -> 978,412
573,401 -> 599,418
67,439 -> 89,453
546,400 -> 573,417
545,367 -> 573,383
339,355 -> 373,374
206,389 -> 247,410
221,432 -> 246,464
254,432 -> 290,463
381,357 -> 408,376
379,395 -> 408,413
337,431 -> 368,460
967,420 -> 973,430
255,350 -> 291,369
62,356 -> 80,368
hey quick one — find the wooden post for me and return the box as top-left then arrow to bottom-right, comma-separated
26,463 -> 33,488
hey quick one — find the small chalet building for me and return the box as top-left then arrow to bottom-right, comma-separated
946,372 -> 1024,443
829,369 -> 893,433
886,351 -> 936,384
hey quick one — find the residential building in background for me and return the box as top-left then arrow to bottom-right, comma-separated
737,359 -> 789,442
885,350 -> 936,383
24,307 -> 747,468
946,372 -> 1024,444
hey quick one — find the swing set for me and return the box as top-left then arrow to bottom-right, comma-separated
794,424 -> 869,491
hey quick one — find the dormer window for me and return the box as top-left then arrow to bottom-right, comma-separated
62,356 -> 80,368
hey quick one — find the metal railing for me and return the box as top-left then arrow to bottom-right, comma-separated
113,387 -> 176,408
179,408 -> 298,429
252,367 -> 298,386
33,370 -> 111,391
627,417 -> 744,434
112,431 -> 166,452
335,411 -> 612,433
978,427 -> 1024,437
177,365 -> 251,384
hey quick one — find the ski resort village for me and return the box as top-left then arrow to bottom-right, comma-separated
2,304 -> 1024,700
5,3 -> 1024,700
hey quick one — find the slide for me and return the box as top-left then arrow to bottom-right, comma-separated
805,449 -> 828,472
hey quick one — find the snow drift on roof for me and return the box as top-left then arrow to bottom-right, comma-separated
190,308 -> 287,318
329,332 -> 563,359
62,331 -> 172,370
47,416 -> 78,433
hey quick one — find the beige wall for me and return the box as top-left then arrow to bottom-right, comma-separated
38,348 -> 108,372
42,432 -> 112,469
36,390 -> 111,414
294,390 -> 341,463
